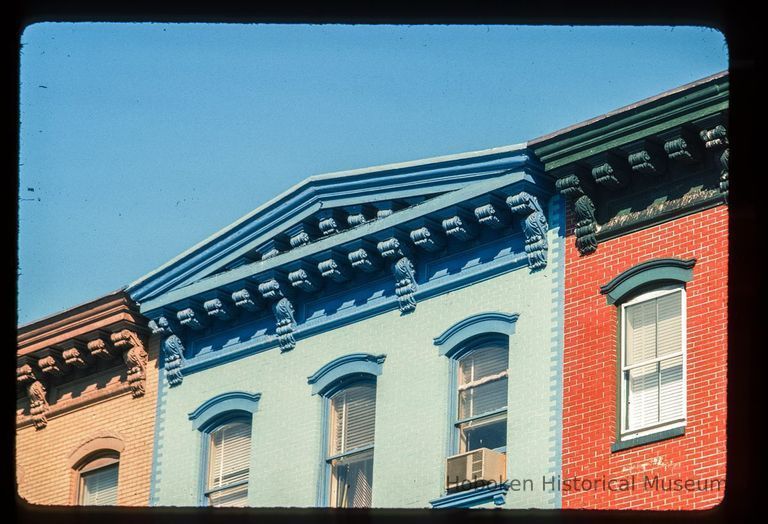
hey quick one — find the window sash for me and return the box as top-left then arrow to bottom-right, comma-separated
328,383 -> 376,456
455,341 -> 509,454
329,448 -> 374,508
80,463 -> 119,506
206,420 -> 251,506
620,287 -> 686,436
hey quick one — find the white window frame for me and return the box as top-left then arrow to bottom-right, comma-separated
325,381 -> 376,508
454,338 -> 509,454
203,418 -> 252,507
619,284 -> 687,441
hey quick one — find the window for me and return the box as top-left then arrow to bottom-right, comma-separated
620,285 -> 686,439
77,452 -> 119,505
326,382 -> 376,508
455,337 -> 509,453
204,419 -> 252,507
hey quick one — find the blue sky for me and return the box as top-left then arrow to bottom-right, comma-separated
17,24 -> 728,325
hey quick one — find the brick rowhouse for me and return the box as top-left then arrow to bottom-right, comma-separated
531,71 -> 729,509
16,290 -> 157,506
561,208 -> 727,509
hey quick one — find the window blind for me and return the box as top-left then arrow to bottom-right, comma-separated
208,421 -> 251,502
330,383 -> 376,455
81,463 -> 119,505
625,290 -> 684,431
458,344 -> 509,419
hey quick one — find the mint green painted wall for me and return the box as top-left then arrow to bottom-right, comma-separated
152,209 -> 563,509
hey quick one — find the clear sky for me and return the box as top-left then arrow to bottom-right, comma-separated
17,23 -> 728,325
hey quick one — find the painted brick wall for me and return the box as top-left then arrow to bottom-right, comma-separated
151,212 -> 564,509
15,346 -> 159,506
561,205 -> 728,509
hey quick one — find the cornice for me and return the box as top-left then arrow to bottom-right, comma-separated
17,290 -> 138,349
140,166 -> 545,313
530,71 -> 729,171
16,291 -> 152,430
140,166 -> 554,387
534,73 -> 729,257
126,145 -> 531,303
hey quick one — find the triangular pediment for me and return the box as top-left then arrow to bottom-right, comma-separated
127,143 -> 533,304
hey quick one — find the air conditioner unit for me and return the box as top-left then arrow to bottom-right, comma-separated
445,448 -> 506,492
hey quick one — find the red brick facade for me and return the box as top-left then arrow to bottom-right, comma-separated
561,206 -> 728,509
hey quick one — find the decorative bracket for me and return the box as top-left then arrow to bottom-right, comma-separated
110,329 -> 149,398
288,262 -> 324,293
700,124 -> 729,201
58,339 -> 91,369
256,238 -> 288,261
257,276 -> 297,352
555,168 -> 598,256
316,250 -> 352,283
506,192 -> 549,270
440,209 -> 478,241
376,235 -> 418,313
625,140 -> 666,176
409,219 -> 446,253
345,204 -> 376,227
17,361 -> 49,430
473,195 -> 513,229
177,303 -> 208,331
85,332 -> 119,360
347,241 -> 382,273
148,314 -> 185,387
662,127 -> 703,164
203,294 -> 237,322
589,152 -> 630,189
36,348 -> 69,377
231,286 -> 263,312
371,200 -> 403,219
286,222 -> 318,249
272,297 -> 297,352
317,208 -> 347,237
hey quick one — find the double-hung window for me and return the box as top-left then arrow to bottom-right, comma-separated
455,338 -> 509,453
620,285 -> 686,439
326,382 -> 376,508
205,419 -> 252,507
77,453 -> 119,505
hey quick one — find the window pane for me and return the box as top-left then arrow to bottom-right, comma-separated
81,463 -> 119,505
331,450 -> 373,508
659,355 -> 684,422
208,483 -> 248,507
458,412 -> 507,452
459,344 -> 508,386
626,300 -> 657,365
208,420 -> 251,503
627,362 -> 659,430
656,292 -> 682,357
458,377 -> 508,419
329,383 -> 376,455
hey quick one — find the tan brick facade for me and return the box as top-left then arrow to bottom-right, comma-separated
16,291 -> 157,506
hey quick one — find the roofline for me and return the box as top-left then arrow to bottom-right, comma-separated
125,142 -> 527,295
17,287 -> 128,333
529,70 -> 728,146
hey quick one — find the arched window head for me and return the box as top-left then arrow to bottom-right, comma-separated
73,451 -> 120,506
188,392 -> 260,507
601,259 -> 693,450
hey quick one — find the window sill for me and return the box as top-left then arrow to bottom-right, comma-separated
429,481 -> 510,509
611,426 -> 685,453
